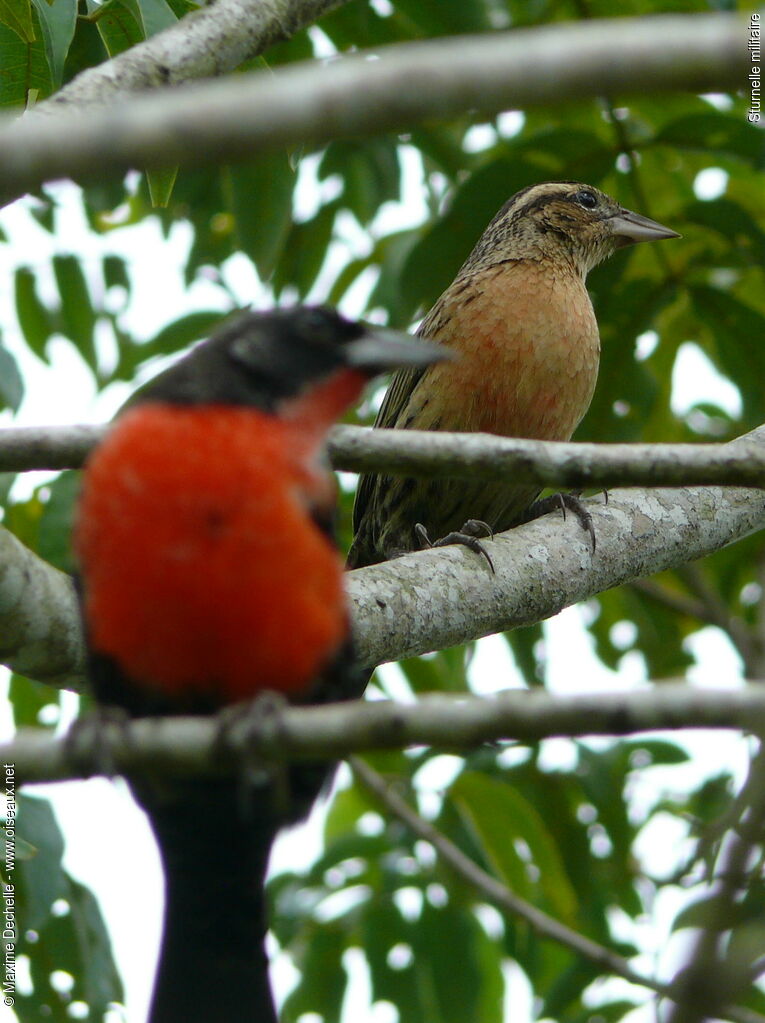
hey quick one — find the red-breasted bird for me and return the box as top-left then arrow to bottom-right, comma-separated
347,181 -> 679,569
74,306 -> 447,1023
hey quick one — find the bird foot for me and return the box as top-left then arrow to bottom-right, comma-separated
523,491 -> 598,552
215,693 -> 291,819
64,706 -> 133,779
414,520 -> 495,573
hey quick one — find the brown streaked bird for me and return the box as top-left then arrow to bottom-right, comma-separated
347,181 -> 679,570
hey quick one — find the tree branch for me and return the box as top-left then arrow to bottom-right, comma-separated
328,425 -> 765,490
3,467 -> 765,685
349,757 -> 663,994
675,563 -> 763,677
0,13 -> 748,202
3,685 -> 765,783
349,480 -> 765,668
630,572 -> 762,677
0,527 -> 84,689
5,422 -> 765,489
38,0 -> 350,111
666,743 -> 765,1023
0,424 -> 104,472
350,757 -> 765,1023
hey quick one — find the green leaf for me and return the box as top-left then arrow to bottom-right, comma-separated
398,646 -> 471,694
12,795 -> 122,1019
0,342 -> 23,411
690,285 -> 765,424
102,253 -> 131,293
17,793 -> 66,931
655,112 -> 765,168
225,153 -> 296,280
282,924 -> 347,1023
30,0 -> 77,87
64,878 -> 124,1010
323,777 -> 378,845
135,0 -> 177,35
15,266 -> 54,361
451,770 -> 579,923
272,203 -> 336,299
52,253 -> 98,371
9,673 -> 62,729
86,0 -> 144,57
392,0 -> 498,36
682,197 -> 765,262
146,164 -> 179,207
362,900 -> 421,1023
0,7 -> 52,106
0,0 -> 35,41
164,0 -> 198,17
38,470 -> 81,573
320,139 -> 401,226
408,902 -> 489,1023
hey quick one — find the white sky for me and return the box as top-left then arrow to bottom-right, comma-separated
0,161 -> 752,1023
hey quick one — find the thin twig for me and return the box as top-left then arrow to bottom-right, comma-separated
629,578 -> 712,624
676,564 -> 762,677
665,742 -> 765,1023
350,756 -> 765,1023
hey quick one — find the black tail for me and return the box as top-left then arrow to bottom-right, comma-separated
122,646 -> 367,1021
138,778 -> 281,1023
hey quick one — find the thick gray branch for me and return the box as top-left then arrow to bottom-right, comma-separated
39,0 -> 349,110
3,427 -> 765,684
0,13 -> 748,201
4,422 -> 765,489
2,480 -> 765,687
0,527 -> 84,688
3,684 -> 765,783
350,480 -> 765,667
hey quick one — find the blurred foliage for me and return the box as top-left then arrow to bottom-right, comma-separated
1,0 -> 765,1020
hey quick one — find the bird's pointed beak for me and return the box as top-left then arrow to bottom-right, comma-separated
345,327 -> 454,373
609,209 -> 681,248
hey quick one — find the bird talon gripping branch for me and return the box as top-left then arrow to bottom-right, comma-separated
415,521 -> 496,572
522,491 -> 597,552
348,182 -> 679,571
74,306 -> 447,1023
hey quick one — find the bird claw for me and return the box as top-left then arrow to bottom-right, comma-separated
415,521 -> 496,574
215,693 -> 291,818
64,706 -> 132,778
460,519 -> 494,540
525,492 -> 597,552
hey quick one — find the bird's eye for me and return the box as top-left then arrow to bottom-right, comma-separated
574,190 -> 598,210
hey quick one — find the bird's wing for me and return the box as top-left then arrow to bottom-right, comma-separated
350,296 -> 451,536
351,363 -> 426,536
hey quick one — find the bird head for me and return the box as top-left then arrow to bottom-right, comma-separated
128,306 -> 450,415
463,181 -> 680,278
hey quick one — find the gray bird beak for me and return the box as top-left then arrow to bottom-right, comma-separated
609,209 -> 681,248
346,327 -> 454,373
